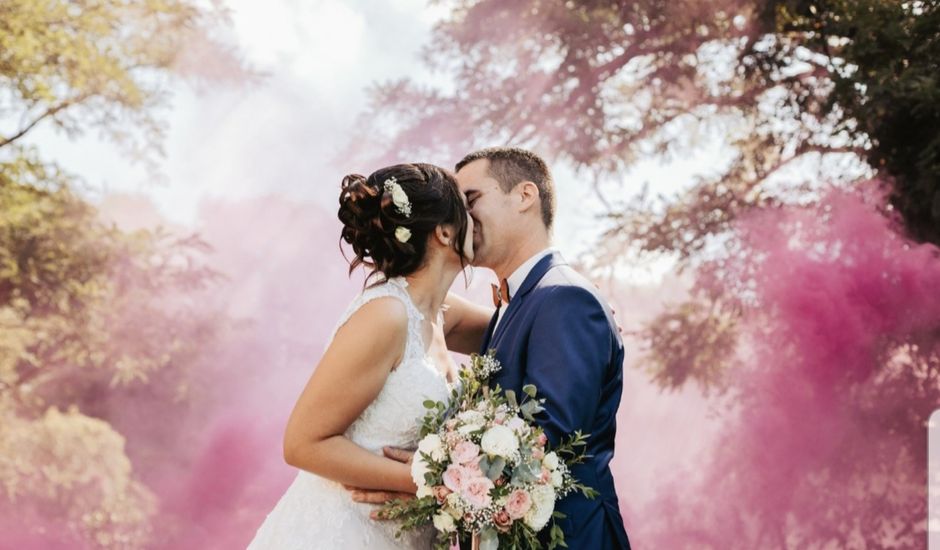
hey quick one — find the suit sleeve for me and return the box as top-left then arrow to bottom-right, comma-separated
523,285 -> 612,446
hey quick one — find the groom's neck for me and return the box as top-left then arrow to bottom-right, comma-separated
493,233 -> 551,282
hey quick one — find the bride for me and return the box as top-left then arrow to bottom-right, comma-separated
247,163 -> 488,549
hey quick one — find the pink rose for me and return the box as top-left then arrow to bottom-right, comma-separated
504,489 -> 532,520
493,509 -> 513,532
443,464 -> 468,492
461,476 -> 494,508
532,447 -> 545,460
451,441 -> 480,465
432,485 -> 452,503
464,458 -> 484,477
540,467 -> 551,483
537,433 -> 548,446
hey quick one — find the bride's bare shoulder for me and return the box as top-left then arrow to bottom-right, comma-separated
333,294 -> 409,347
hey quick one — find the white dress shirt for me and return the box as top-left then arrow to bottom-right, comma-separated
493,247 -> 557,331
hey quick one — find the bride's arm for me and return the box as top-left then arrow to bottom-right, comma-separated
442,292 -> 494,354
282,297 -> 416,493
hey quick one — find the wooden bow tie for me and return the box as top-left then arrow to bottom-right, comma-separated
491,278 -> 511,308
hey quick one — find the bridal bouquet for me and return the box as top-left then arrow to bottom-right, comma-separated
380,351 -> 597,550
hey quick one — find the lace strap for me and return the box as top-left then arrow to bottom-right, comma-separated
327,278 -> 426,362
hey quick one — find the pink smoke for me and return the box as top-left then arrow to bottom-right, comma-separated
633,184 -> 938,547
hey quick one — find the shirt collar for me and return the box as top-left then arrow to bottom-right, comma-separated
505,247 -> 556,299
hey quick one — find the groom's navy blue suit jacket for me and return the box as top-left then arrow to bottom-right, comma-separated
481,252 -> 631,549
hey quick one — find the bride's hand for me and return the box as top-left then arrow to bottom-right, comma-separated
347,487 -> 415,519
347,485 -> 415,520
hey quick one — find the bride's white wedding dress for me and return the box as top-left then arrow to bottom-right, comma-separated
247,277 -> 450,549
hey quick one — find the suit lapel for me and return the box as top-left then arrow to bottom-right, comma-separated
490,251 -> 567,345
480,306 -> 500,353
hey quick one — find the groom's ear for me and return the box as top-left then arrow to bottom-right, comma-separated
516,181 -> 540,213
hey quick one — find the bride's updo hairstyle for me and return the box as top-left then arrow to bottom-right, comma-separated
338,163 -> 469,283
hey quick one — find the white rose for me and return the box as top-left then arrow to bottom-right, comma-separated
456,410 -> 486,434
433,512 -> 457,533
392,185 -> 409,208
506,416 -> 528,434
416,484 -> 433,498
458,424 -> 482,436
542,451 -> 559,471
457,410 -> 486,425
417,434 -> 446,462
550,469 -> 564,488
411,452 -> 431,489
394,226 -> 412,243
524,484 -> 556,531
480,425 -> 519,458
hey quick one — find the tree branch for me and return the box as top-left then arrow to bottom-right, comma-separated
0,94 -> 90,149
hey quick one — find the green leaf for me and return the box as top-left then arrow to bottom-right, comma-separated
511,460 -> 540,484
522,384 -> 537,398
486,456 -> 506,481
479,527 -> 499,550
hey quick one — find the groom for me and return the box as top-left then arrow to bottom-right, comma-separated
452,147 -> 630,549
352,147 -> 631,548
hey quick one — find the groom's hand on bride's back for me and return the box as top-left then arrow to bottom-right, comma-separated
593,282 -> 624,335
346,447 -> 416,519
381,446 -> 414,465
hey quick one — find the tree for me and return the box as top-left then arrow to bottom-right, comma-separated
769,0 -> 940,244
0,0 -> 245,167
0,1 -> 246,546
0,404 -> 157,548
358,0 -> 936,259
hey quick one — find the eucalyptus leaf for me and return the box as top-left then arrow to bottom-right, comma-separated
486,456 -> 506,481
511,460 -> 539,484
479,527 -> 499,550
521,400 -> 540,420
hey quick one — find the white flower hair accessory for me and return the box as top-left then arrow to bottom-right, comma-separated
395,226 -> 412,243
383,177 -> 412,217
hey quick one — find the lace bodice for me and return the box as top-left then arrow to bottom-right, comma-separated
331,276 -> 451,452
247,277 -> 450,549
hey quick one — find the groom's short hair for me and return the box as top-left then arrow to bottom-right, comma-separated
455,147 -> 555,229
